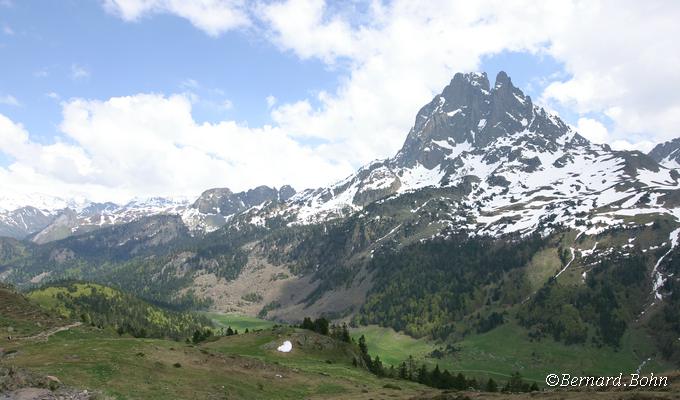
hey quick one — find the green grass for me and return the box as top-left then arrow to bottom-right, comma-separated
525,248 -> 561,291
28,282 -> 120,317
441,321 -> 678,382
206,312 -> 277,332
351,325 -> 435,366
202,326 -> 427,393
0,286 -> 67,339
352,321 -> 677,384
3,325 -> 431,399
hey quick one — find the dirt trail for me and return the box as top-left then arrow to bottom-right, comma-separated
15,322 -> 82,342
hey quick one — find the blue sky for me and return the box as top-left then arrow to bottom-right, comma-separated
0,1 -> 678,202
0,1 -> 339,141
0,1 -> 565,140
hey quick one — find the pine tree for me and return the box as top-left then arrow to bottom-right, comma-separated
301,317 -> 314,331
454,373 -> 466,390
341,323 -> 351,343
406,355 -> 416,381
313,317 -> 330,335
485,378 -> 498,392
431,364 -> 442,388
417,364 -> 430,385
357,334 -> 372,369
441,369 -> 453,389
398,362 -> 408,379
372,355 -> 384,376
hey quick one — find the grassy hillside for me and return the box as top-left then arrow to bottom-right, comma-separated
208,314 -> 677,385
27,281 -> 212,341
2,324 -> 433,399
351,325 -> 435,366
353,321 -> 675,383
2,304 -> 678,399
0,283 -> 68,339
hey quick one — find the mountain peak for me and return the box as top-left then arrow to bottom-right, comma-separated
396,70 -> 554,168
494,70 -> 511,87
454,71 -> 490,88
441,72 -> 490,102
649,137 -> 680,169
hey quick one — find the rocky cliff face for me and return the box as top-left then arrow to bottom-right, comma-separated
192,185 -> 296,216
649,137 -> 680,168
276,71 -> 679,241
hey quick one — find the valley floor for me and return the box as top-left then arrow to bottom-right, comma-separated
2,314 -> 679,399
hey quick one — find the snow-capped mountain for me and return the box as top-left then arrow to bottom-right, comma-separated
649,137 -> 680,169
0,186 -> 296,243
0,194 -> 87,239
4,71 -> 680,249
181,185 -> 295,232
6,71 -> 680,336
29,197 -> 192,244
275,71 -> 680,240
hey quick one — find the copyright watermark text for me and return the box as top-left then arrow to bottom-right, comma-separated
545,373 -> 668,388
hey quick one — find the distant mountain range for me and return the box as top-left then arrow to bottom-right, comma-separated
3,71 -> 680,366
5,71 -> 680,244
0,185 -> 296,243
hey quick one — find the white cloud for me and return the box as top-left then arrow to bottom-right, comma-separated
260,0 -> 569,165
0,94 -> 20,106
575,117 -> 609,144
4,1 -> 679,202
71,64 -> 90,80
541,1 -> 680,146
259,0 -> 680,164
45,92 -> 60,101
573,117 -> 655,152
258,0 -> 359,64
609,139 -> 656,153
103,0 -> 250,36
0,94 -> 353,202
100,1 -> 680,158
0,114 -> 94,187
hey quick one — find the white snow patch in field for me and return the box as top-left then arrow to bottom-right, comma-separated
277,341 -> 292,353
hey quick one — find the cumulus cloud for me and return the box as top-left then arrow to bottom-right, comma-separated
575,117 -> 609,144
102,0 -> 250,36
100,0 -> 680,156
0,94 -> 353,202
261,0 -> 570,165
541,1 -> 680,145
3,0 -> 679,201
